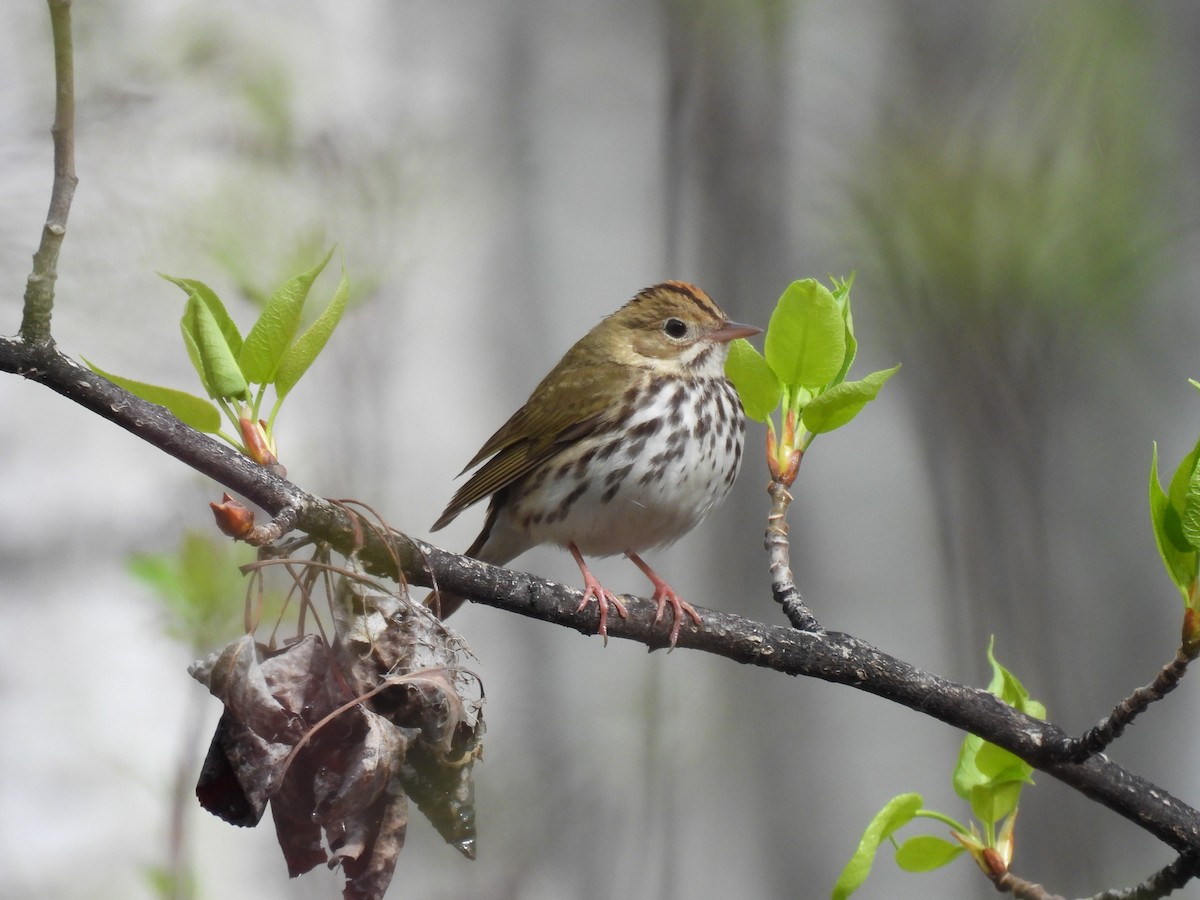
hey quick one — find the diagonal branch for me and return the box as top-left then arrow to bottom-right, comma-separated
1089,852 -> 1200,899
1066,647 -> 1196,761
4,336 -> 1200,865
995,851 -> 1199,900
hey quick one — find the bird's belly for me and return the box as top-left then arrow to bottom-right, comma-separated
505,414 -> 744,557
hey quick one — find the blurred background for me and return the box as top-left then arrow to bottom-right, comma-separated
4,1 -> 1200,897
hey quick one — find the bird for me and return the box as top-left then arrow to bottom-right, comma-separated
430,281 -> 761,646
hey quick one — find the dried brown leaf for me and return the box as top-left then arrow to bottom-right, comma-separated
314,707 -> 407,823
269,760 -> 326,877
333,780 -> 409,900
192,557 -> 485,896
190,634 -> 298,740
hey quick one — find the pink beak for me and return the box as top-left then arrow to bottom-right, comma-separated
709,321 -> 763,343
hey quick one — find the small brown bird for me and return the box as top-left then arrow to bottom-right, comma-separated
431,281 -> 761,645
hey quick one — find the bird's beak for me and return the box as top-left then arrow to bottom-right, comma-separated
708,321 -> 763,343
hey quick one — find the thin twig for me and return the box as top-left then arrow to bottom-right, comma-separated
1069,647 -> 1196,761
20,0 -> 77,345
993,870 -> 1066,900
765,479 -> 821,631
1090,853 -> 1200,900
247,502 -> 301,546
993,853 -> 1199,900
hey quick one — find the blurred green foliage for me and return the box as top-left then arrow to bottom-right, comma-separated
854,4 -> 1167,336
129,531 -> 257,651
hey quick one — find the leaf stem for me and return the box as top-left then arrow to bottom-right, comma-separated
913,808 -> 971,835
252,380 -> 269,421
265,394 -> 285,434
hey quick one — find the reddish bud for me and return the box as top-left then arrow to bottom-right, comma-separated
981,847 -> 1007,877
211,493 -> 255,539
239,416 -> 280,469
778,450 -> 802,486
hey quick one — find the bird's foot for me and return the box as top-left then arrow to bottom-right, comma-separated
627,552 -> 703,649
570,544 -> 628,645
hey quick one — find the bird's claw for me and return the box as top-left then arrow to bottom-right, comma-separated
649,586 -> 703,648
576,577 -> 628,646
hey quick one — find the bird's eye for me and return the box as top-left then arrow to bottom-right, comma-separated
663,317 -> 688,339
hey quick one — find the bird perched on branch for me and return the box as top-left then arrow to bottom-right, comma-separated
431,281 -> 760,646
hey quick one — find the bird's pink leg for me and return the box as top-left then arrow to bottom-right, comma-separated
626,552 -> 704,648
569,543 -> 628,644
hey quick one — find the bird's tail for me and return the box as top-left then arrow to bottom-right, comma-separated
426,501 -> 521,619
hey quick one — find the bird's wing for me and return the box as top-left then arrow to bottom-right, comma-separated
431,362 -> 622,530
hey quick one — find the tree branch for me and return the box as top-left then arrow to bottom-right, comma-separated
766,478 -> 820,630
997,852 -> 1199,900
1091,852 -> 1200,899
4,336 -> 1200,866
1066,646 -> 1196,761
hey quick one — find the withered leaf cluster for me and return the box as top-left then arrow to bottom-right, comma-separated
189,572 -> 484,900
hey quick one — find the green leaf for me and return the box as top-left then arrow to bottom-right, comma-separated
238,246 -> 335,384
764,279 -> 847,390
83,358 -> 222,433
182,292 -> 250,400
1169,435 -> 1200,515
985,638 -> 1046,718
975,742 -> 1031,782
1150,442 -> 1198,602
969,781 -> 1022,828
274,261 -> 349,399
973,744 -> 1034,817
802,365 -> 900,434
725,338 -> 782,422
952,733 -> 988,801
830,272 -> 855,306
835,326 -> 858,389
894,835 -> 964,872
955,640 -> 1042,800
1175,436 -> 1200,550
829,274 -> 858,385
832,793 -> 923,900
160,274 -> 243,357
179,312 -> 213,397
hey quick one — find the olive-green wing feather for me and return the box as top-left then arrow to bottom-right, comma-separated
431,360 -> 622,530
